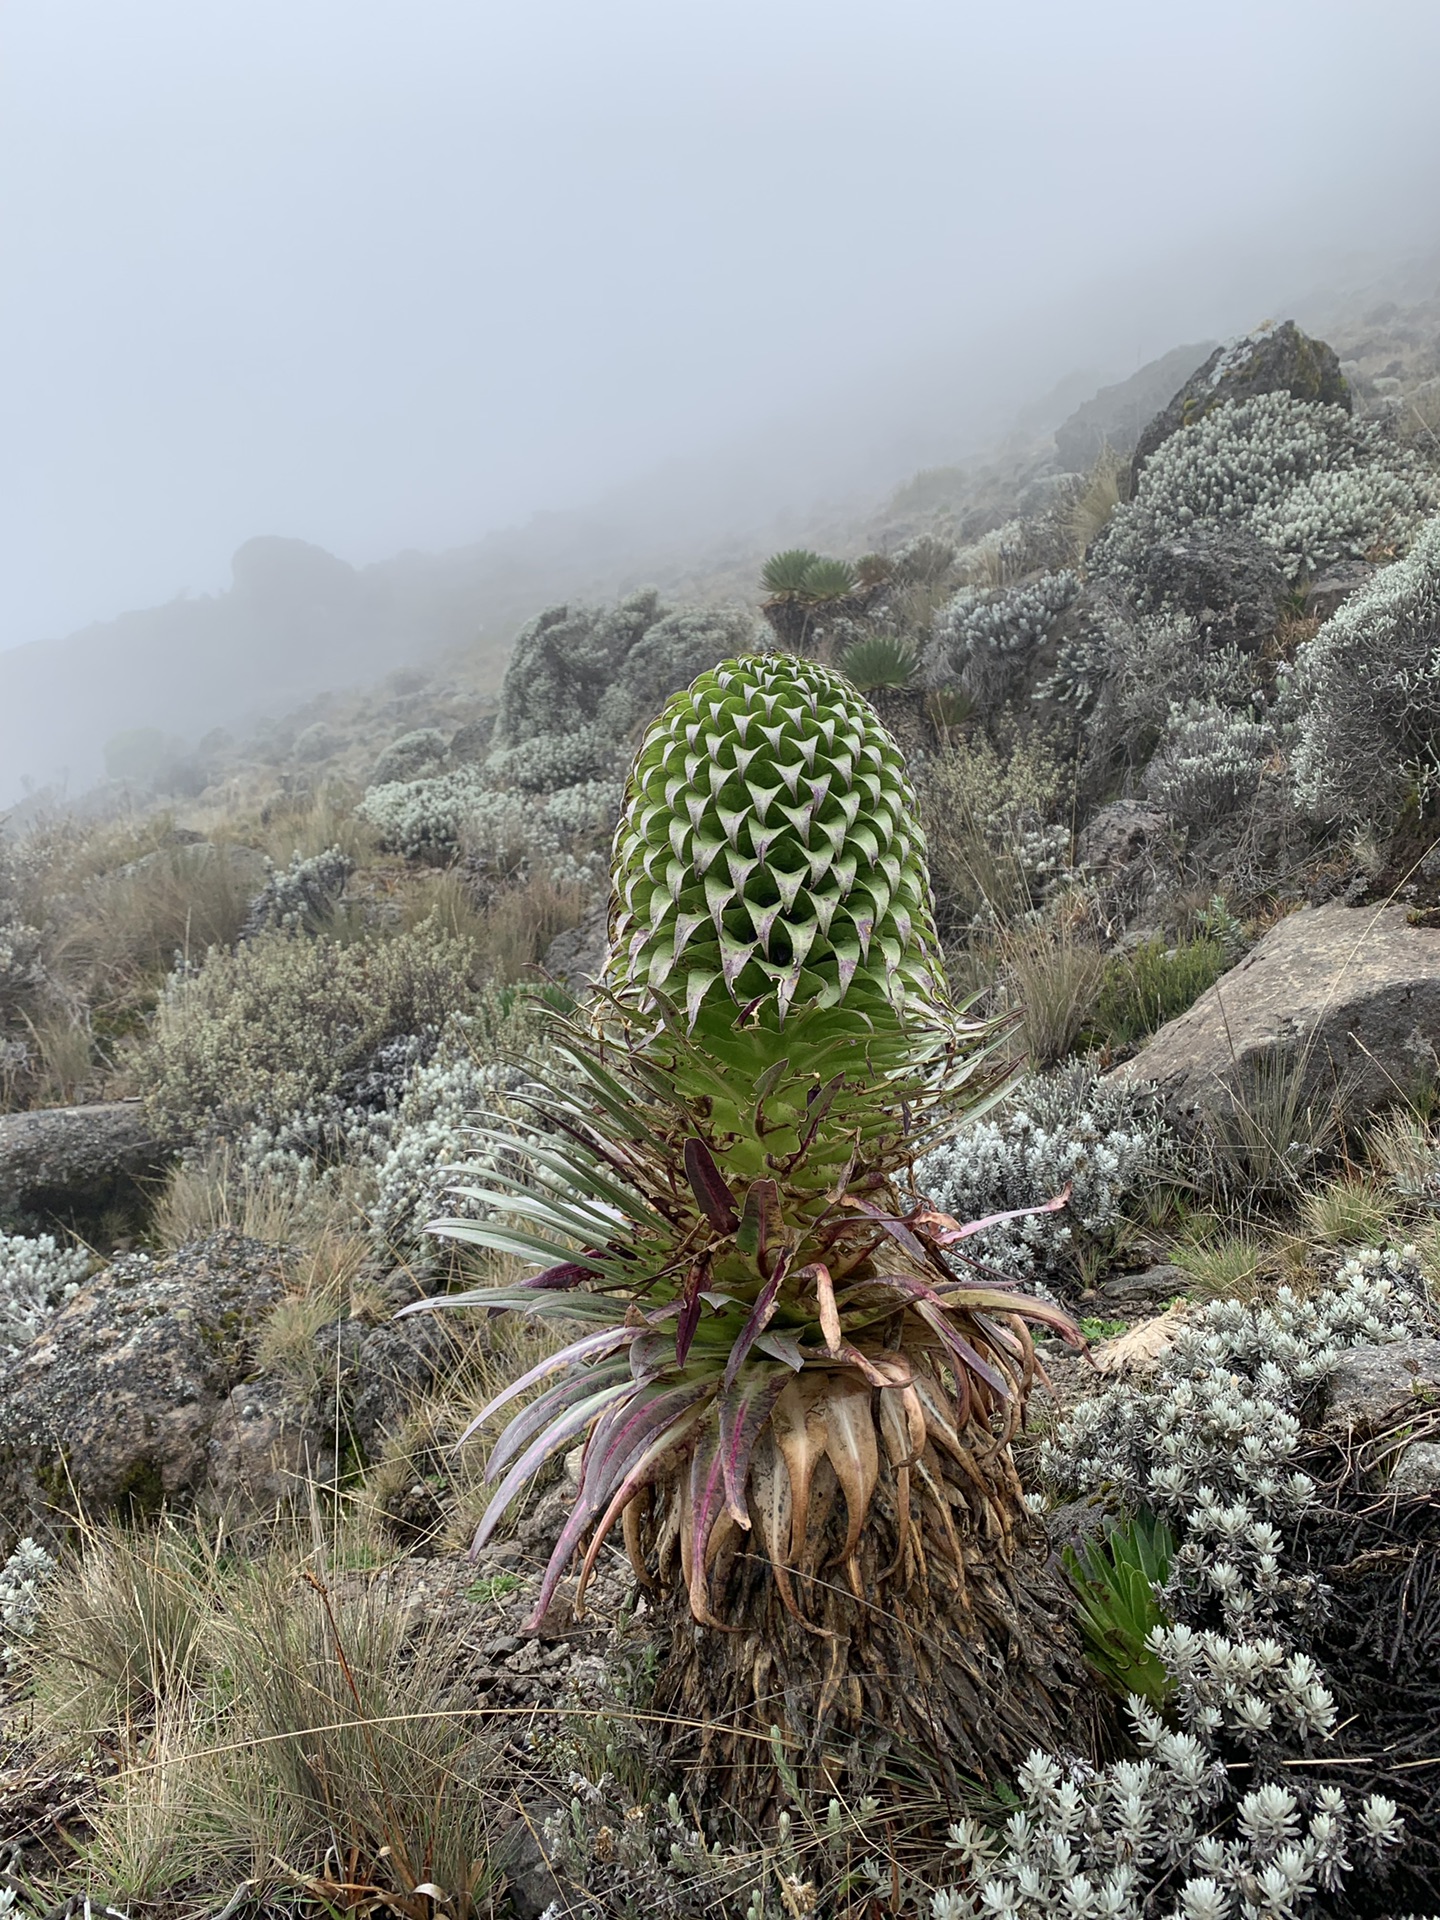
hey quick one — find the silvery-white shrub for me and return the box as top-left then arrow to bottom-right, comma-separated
0,1231 -> 90,1360
915,1063 -> 1166,1279
241,845 -> 353,938
1291,514 -> 1440,824
1,1536 -> 57,1672
0,839 -> 46,1021
595,605 -> 769,741
929,1725 -> 1406,1920
368,727 -> 449,789
358,765 -> 493,858
367,1017 -> 555,1254
485,725 -> 619,793
1093,392 -> 1436,586
1143,700 -> 1272,833
930,570 -> 1080,710
1042,1248 -> 1430,1638
492,591 -> 666,749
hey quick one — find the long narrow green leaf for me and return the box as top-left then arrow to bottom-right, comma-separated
426,1217 -> 598,1268
458,1127 -> 670,1229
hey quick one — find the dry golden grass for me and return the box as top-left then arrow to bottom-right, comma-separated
475,871 -> 591,984
998,913 -> 1104,1070
50,842 -> 255,1011
1069,446 -> 1126,560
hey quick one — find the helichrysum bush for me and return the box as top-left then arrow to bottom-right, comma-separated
358,766 -> 621,868
0,1231 -> 90,1360
239,845 -> 352,938
141,919 -> 475,1140
930,569 -> 1082,713
1,1536 -> 57,1672
915,1062 -> 1167,1281
492,591 -> 667,749
929,1732 -> 1406,1920
0,839 -> 49,1077
1093,391 -> 1437,586
366,1003 -> 557,1254
1291,513 -> 1440,824
367,726 -> 449,789
1041,1247 -> 1430,1639
1140,701 -> 1273,834
932,1252 -> 1436,1920
483,727 -> 620,795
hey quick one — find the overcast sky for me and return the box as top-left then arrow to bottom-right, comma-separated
3,0 -> 1439,652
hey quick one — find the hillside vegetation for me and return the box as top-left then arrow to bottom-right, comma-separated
2,305 -> 1440,1918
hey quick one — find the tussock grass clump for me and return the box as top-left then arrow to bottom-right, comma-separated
1198,1047 -> 1350,1210
1296,1170 -> 1400,1249
1090,932 -> 1230,1052
1170,1225 -> 1271,1300
30,1527 -> 512,1916
999,914 -> 1104,1069
28,1521 -> 215,1738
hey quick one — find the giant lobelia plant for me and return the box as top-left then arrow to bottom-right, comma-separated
409,653 -> 1097,1802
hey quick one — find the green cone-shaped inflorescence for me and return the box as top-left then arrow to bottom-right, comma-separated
599,653 -> 995,1192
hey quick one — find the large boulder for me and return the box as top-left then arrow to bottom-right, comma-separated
1130,320 -> 1350,490
1077,800 -> 1171,876
1110,902 -> 1440,1123
0,1100 -> 170,1231
1135,525 -> 1287,652
1053,341 -> 1217,473
1320,1339 -> 1440,1436
206,1377 -> 339,1514
0,1232 -> 286,1553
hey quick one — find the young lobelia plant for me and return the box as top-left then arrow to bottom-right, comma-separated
409,653 -> 1097,1803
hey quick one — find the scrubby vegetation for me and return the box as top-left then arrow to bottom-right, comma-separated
5,312 -> 1440,1918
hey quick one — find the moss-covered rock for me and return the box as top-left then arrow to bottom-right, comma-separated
1130,319 -> 1351,489
0,1232 -> 287,1554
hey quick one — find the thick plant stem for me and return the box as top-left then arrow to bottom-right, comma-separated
648,1446 -> 1104,1818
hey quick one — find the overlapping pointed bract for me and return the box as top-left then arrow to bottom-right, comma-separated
598,655 -> 995,1194
606,653 -> 944,1033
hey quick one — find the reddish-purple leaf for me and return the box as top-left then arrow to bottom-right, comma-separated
470,1377 -> 635,1553
717,1366 -> 787,1525
525,1382 -> 716,1622
837,1194 -> 928,1263
800,1261 -> 842,1356
687,1421 -> 730,1620
735,1179 -> 780,1265
837,1343 -> 890,1387
913,1298 -> 1011,1399
565,1396 -> 715,1621
516,1260 -> 597,1290
939,1285 -> 1084,1347
797,1075 -> 844,1152
674,1262 -> 706,1366
683,1137 -> 739,1233
917,1185 -> 1072,1246
721,1251 -> 791,1392
480,1361 -> 633,1476
628,1329 -> 676,1385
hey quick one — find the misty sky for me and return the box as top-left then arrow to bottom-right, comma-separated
4,0 -> 1440,653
